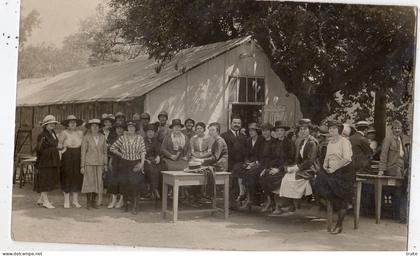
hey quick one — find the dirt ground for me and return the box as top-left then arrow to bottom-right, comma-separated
11,185 -> 407,251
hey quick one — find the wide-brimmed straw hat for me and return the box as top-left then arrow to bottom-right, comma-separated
355,121 -> 370,129
297,118 -> 313,129
327,120 -> 342,128
101,113 -> 115,124
61,115 -> 83,127
367,127 -> 376,134
41,115 -> 60,127
318,125 -> 329,137
169,119 -> 184,129
85,119 -> 102,129
273,120 -> 290,131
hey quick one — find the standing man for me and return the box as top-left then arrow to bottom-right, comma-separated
379,120 -> 408,222
221,116 -> 247,209
156,111 -> 170,144
349,121 -> 373,173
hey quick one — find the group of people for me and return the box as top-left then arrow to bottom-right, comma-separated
33,109 -> 409,233
33,111 -> 228,215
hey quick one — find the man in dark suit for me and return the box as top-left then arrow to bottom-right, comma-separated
350,121 -> 374,217
221,116 -> 247,209
349,121 -> 373,173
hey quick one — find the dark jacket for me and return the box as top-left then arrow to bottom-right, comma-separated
349,132 -> 372,172
245,136 -> 264,163
144,137 -> 161,161
296,136 -> 318,171
221,130 -> 247,169
272,137 -> 295,169
35,129 -> 60,168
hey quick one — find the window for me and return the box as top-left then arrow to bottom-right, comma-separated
230,76 -> 265,103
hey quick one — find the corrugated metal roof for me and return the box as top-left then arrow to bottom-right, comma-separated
16,36 -> 251,107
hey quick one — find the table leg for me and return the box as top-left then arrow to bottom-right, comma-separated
374,180 -> 382,224
354,181 -> 362,229
19,162 -> 24,189
327,200 -> 333,232
162,181 -> 168,219
224,176 -> 229,219
173,182 -> 179,222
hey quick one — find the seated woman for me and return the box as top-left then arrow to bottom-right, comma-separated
263,121 -> 296,214
238,122 -> 264,208
202,122 -> 228,172
110,120 -> 146,215
189,122 -> 212,163
315,120 -> 353,234
278,118 -> 318,213
144,123 -> 167,200
161,119 -> 190,171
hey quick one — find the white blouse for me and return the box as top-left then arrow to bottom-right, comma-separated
59,129 -> 83,148
324,136 -> 353,173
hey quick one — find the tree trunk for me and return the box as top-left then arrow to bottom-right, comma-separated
374,89 -> 387,143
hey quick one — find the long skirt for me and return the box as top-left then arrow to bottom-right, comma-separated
35,166 -> 60,193
279,172 -> 312,199
119,158 -> 145,196
261,170 -> 285,194
242,164 -> 263,189
144,160 -> 167,191
107,156 -> 122,195
60,148 -> 83,193
81,165 -> 103,194
314,163 -> 354,210
231,162 -> 245,178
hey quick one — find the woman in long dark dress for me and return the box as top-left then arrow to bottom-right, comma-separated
110,120 -> 146,214
35,115 -> 61,209
106,121 -> 125,208
144,123 -> 167,200
238,122 -> 263,208
315,120 -> 353,234
58,115 -> 84,209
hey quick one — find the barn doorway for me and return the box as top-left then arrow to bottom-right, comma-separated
230,103 -> 264,129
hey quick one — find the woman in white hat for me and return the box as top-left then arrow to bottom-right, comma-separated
80,119 -> 108,210
34,115 -> 61,208
58,115 -> 84,208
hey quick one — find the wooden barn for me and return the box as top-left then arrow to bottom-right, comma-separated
15,36 -> 302,154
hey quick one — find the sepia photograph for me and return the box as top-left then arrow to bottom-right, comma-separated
9,0 -> 417,251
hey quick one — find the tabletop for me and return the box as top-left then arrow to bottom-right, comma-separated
161,171 -> 230,177
356,173 -> 404,180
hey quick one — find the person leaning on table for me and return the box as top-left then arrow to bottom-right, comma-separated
378,120 -> 408,223
34,115 -> 61,209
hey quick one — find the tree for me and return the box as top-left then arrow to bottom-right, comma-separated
108,0 -> 415,136
18,9 -> 41,48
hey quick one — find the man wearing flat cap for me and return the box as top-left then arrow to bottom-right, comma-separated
349,121 -> 373,174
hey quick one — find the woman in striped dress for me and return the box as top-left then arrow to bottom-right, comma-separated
110,120 -> 146,215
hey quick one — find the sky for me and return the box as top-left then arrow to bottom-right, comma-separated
21,0 -> 102,46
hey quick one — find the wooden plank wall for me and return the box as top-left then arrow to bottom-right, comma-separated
14,96 -> 145,155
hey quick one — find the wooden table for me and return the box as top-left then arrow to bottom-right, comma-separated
354,173 -> 403,228
161,171 -> 230,222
